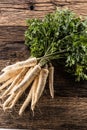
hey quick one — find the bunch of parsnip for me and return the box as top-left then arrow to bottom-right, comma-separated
0,57 -> 54,115
0,9 -> 87,115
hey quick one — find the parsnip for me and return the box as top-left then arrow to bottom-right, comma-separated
31,66 -> 49,111
2,57 -> 37,72
31,77 -> 39,109
0,77 -> 14,91
12,64 -> 41,93
0,68 -> 28,99
49,64 -> 54,98
0,69 -> 21,83
19,77 -> 39,115
9,67 -> 29,93
3,93 -> 15,110
19,88 -> 32,116
4,90 -> 23,111
10,67 -> 33,94
1,78 -> 21,99
3,66 -> 40,111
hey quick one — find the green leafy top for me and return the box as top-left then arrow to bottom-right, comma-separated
25,9 -> 87,81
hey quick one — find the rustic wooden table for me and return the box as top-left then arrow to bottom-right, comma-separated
0,0 -> 87,129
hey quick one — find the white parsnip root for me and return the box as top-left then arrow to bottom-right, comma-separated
2,57 -> 37,72
13,64 -> 41,93
31,66 -> 49,111
0,77 -> 15,91
49,63 -> 54,98
0,69 -> 22,83
0,57 -> 55,115
19,76 -> 39,115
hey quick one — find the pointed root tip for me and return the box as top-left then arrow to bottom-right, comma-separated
51,94 -> 54,99
31,103 -> 36,112
19,110 -> 23,116
31,106 -> 35,117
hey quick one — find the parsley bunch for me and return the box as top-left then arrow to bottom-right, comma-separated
25,9 -> 87,81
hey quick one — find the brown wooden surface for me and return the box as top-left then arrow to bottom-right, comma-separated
0,0 -> 87,129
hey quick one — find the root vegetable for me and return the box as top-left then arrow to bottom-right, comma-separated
2,66 -> 41,111
2,57 -> 37,72
0,77 -> 14,91
10,91 -> 22,109
19,88 -> 32,116
19,76 -> 39,115
4,90 -> 24,111
0,69 -> 21,83
23,67 -> 33,78
10,67 -> 33,94
31,66 -> 49,111
12,64 -> 41,93
49,64 -> 54,98
3,79 -> 32,111
31,77 -> 39,109
3,93 -> 15,110
9,67 -> 29,93
0,68 -> 28,99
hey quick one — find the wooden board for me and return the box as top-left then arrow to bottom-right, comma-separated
0,0 -> 87,129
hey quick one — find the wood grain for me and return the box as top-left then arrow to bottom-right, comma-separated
0,0 -> 87,129
0,0 -> 87,26
0,97 -> 87,129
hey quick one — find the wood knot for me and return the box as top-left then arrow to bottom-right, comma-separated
29,0 -> 35,10
29,4 -> 34,10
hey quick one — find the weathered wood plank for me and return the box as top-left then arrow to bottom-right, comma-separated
0,97 -> 87,129
0,0 -> 87,25
0,26 -> 26,43
67,0 -> 87,2
0,0 -> 87,129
